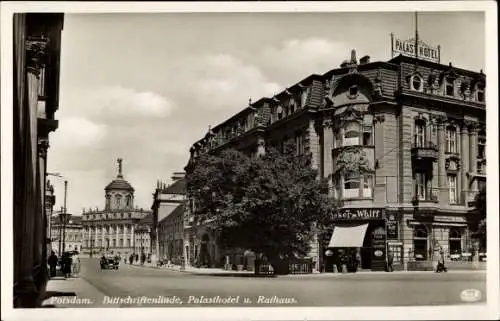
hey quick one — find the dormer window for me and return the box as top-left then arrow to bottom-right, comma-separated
411,75 -> 423,92
276,105 -> 283,120
301,87 -> 310,107
445,77 -> 455,96
475,83 -> 485,102
348,85 -> 359,98
289,98 -> 295,114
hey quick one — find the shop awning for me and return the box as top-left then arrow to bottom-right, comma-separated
328,223 -> 369,248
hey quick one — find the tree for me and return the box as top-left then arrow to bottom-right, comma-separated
186,141 -> 335,273
470,186 -> 486,250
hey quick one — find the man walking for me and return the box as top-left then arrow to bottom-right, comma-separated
48,251 -> 58,278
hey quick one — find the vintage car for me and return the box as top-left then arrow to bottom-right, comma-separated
100,255 -> 119,270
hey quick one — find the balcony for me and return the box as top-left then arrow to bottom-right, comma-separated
411,138 -> 438,161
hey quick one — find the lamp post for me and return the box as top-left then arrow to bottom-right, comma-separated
59,180 -> 71,254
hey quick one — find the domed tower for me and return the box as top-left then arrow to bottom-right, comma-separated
105,158 -> 135,211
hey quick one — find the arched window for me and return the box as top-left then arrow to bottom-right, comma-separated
105,194 -> 111,209
411,75 -> 423,92
343,172 -> 360,198
126,195 -> 131,208
344,121 -> 360,146
115,194 -> 122,209
413,225 -> 428,260
449,228 -> 462,255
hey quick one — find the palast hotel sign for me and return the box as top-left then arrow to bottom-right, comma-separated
391,33 -> 441,64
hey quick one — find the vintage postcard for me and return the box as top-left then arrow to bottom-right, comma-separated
1,1 -> 498,320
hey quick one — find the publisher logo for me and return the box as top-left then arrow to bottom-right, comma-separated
460,289 -> 482,302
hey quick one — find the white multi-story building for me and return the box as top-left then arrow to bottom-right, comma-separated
81,159 -> 152,257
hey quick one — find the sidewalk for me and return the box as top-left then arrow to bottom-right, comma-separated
129,262 -> 487,277
41,276 -> 117,308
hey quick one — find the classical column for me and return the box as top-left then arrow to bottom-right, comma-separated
87,225 -> 91,254
460,124 -> 469,205
14,36 -> 47,308
123,223 -> 126,250
437,119 -> 448,204
468,124 -> 479,194
115,223 -> 119,250
131,224 -> 135,252
101,224 -> 105,251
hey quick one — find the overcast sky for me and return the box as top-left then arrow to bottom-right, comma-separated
47,11 -> 485,215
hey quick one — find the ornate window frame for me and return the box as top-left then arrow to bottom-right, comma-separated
410,74 -> 424,92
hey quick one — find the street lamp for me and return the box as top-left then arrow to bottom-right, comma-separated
59,180 -> 71,254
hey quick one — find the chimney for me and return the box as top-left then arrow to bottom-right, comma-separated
360,55 -> 370,65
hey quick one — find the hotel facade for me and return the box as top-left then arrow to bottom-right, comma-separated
186,46 -> 486,271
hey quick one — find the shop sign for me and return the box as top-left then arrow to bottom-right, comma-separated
374,250 -> 384,257
332,208 -> 385,220
391,34 -> 440,63
387,222 -> 398,239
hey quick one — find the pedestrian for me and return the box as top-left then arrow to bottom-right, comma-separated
436,246 -> 447,273
387,250 -> 394,272
48,251 -> 58,278
71,251 -> 81,277
62,252 -> 73,278
355,251 -> 362,272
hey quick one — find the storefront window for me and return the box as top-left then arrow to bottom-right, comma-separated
413,225 -> 428,260
449,228 -> 462,255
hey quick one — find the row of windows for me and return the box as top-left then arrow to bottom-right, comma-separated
105,194 -> 133,209
413,226 -> 465,260
410,75 -> 485,102
414,121 -> 486,157
86,213 -> 134,220
413,172 -> 461,204
271,87 -> 310,123
86,239 -> 132,248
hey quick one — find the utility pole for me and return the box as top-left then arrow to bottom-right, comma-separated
58,206 -> 63,255
62,180 -> 68,253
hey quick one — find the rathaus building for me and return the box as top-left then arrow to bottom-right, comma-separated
81,159 -> 152,257
186,44 -> 486,272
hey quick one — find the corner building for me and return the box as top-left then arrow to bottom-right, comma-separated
187,50 -> 486,272
81,159 -> 152,257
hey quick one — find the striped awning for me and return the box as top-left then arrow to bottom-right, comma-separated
328,223 -> 369,248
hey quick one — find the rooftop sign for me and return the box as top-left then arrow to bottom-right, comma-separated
391,33 -> 441,64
